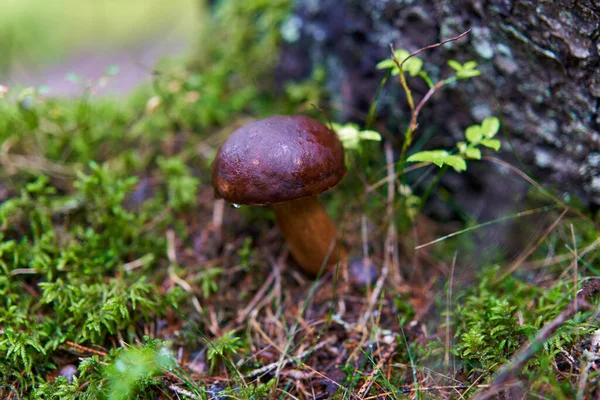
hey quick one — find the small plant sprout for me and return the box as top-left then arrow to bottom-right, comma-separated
332,122 -> 382,151
375,31 -> 480,164
377,49 -> 425,80
407,116 -> 502,172
447,59 -> 482,80
197,267 -> 223,299
458,116 -> 502,155
206,330 -> 243,373
374,32 -> 498,175
237,237 -> 254,271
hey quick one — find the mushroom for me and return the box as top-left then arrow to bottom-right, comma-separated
211,115 -> 347,276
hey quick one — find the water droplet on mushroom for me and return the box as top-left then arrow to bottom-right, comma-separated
230,203 -> 241,209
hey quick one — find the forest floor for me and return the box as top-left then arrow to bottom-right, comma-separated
1,1 -> 600,399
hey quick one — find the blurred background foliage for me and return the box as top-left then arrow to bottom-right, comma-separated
0,0 -> 198,80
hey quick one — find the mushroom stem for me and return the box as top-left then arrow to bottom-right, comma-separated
272,196 -> 346,276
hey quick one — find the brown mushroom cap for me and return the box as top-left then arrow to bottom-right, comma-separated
212,115 -> 346,205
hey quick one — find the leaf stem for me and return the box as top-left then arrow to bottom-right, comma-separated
386,29 -> 472,179
390,45 -> 415,112
400,79 -> 447,169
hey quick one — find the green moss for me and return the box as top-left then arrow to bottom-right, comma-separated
0,0 -> 294,397
452,267 -> 539,375
0,168 -> 186,394
451,265 -> 597,395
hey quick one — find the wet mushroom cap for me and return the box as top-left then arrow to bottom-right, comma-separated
211,115 -> 346,205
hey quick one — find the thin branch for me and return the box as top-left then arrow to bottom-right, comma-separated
168,384 -> 198,399
385,141 -> 402,285
243,337 -> 336,379
233,269 -> 276,326
407,79 -> 445,134
166,229 -> 204,315
363,384 -> 492,398
400,29 -> 472,70
63,341 -> 108,357
356,339 -> 397,398
388,29 -> 471,114
390,43 -> 415,112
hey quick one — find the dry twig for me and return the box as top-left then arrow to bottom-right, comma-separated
244,336 -> 336,379
356,338 -> 397,398
233,271 -> 276,326
166,229 -> 204,315
63,341 -> 108,357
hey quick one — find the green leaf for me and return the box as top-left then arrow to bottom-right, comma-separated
443,155 -> 467,172
343,137 -> 360,149
457,141 -> 467,154
357,130 -> 382,141
465,125 -> 483,143
456,69 -> 481,79
334,123 -> 381,150
206,330 -> 243,373
404,57 -> 423,77
407,150 -> 449,164
376,59 -> 397,70
333,123 -> 359,140
107,344 -> 174,400
480,138 -> 502,151
334,123 -> 360,149
393,49 -> 411,62
448,60 -> 463,71
407,151 -> 467,172
463,60 -> 478,70
481,117 -> 500,138
465,147 -> 482,160
381,49 -> 423,77
393,48 -> 423,77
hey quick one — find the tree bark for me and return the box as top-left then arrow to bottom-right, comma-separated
278,0 -> 600,207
